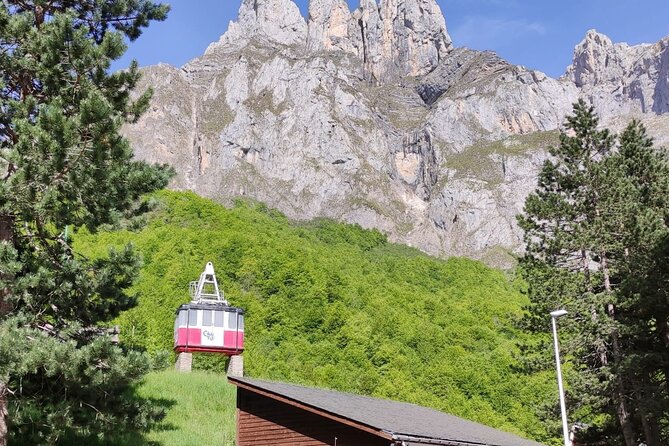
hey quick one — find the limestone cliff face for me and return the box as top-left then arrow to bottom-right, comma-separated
126,0 -> 669,267
351,0 -> 452,81
566,29 -> 669,116
306,0 -> 356,53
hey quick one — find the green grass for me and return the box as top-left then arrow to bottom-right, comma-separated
138,370 -> 236,446
63,369 -> 237,446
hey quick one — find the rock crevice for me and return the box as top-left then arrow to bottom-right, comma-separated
394,127 -> 438,200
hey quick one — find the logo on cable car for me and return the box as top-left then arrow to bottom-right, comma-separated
203,330 -> 215,341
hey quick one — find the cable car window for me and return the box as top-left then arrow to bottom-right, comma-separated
203,310 -> 212,326
188,309 -> 198,326
214,311 -> 224,327
227,312 -> 237,330
238,315 -> 244,330
178,311 -> 187,326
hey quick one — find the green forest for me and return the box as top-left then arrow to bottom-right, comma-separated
76,190 -> 557,443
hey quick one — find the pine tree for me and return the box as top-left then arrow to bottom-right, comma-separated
518,101 -> 669,445
613,122 -> 669,445
0,1 -> 170,444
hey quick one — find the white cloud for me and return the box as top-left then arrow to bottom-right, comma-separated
451,16 -> 547,49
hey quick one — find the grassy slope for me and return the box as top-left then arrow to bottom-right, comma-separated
62,370 -> 237,446
139,370 -> 236,446
76,191 -> 557,444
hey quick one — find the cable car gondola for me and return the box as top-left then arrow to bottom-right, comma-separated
173,262 -> 245,355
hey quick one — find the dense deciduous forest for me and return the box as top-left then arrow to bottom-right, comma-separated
76,190 -> 559,444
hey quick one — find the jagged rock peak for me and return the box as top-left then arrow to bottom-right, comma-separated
366,0 -> 453,80
566,29 -> 669,114
307,0 -> 453,80
206,0 -> 307,52
208,0 -> 452,81
567,29 -> 625,87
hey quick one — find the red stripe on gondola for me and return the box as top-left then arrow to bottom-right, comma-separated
176,327 -> 202,346
188,327 -> 201,345
177,327 -> 187,345
175,327 -> 244,354
174,346 -> 244,354
223,330 -> 235,348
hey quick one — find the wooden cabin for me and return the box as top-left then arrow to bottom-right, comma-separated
229,376 -> 546,446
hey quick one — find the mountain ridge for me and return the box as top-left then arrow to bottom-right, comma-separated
125,0 -> 669,267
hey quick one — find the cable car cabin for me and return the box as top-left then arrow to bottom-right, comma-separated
173,262 -> 245,356
173,303 -> 244,355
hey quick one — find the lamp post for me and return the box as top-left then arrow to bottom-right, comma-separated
550,309 -> 570,446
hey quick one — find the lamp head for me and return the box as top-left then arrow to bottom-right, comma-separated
550,309 -> 568,318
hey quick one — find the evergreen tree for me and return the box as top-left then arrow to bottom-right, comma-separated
0,1 -> 170,444
518,101 -> 669,445
614,122 -> 669,445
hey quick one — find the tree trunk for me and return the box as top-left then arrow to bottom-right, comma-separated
660,320 -> 669,396
609,327 -> 637,446
631,348 -> 663,446
583,249 -> 611,372
0,214 -> 13,243
638,401 -> 661,446
601,254 -> 637,446
0,214 -> 12,316
614,388 -> 636,446
0,383 -> 6,446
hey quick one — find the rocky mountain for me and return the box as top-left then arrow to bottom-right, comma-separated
568,29 -> 669,117
125,0 -> 669,267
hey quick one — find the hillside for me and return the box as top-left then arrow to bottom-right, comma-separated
76,191 -> 558,444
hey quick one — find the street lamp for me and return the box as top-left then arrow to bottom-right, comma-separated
550,309 -> 570,446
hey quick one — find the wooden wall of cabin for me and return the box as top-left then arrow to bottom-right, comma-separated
236,388 -> 390,446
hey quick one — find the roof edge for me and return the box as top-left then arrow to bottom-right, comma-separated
392,433 -> 493,446
228,376 -> 394,441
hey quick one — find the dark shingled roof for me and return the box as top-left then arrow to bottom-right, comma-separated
229,376 -> 546,446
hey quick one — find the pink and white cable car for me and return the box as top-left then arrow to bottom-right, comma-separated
174,262 -> 244,355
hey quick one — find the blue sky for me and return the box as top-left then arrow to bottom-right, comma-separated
113,0 -> 669,78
